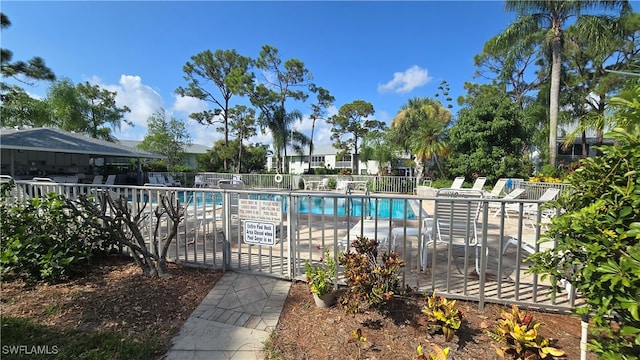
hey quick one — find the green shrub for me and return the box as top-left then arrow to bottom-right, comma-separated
528,126 -> 640,358
0,190 -> 113,282
431,179 -> 455,189
327,178 -> 337,190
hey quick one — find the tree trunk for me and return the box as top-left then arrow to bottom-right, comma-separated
308,119 -> 316,174
415,156 -> 424,185
549,33 -> 563,168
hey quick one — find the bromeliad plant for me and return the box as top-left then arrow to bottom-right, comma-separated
487,305 -> 565,359
421,292 -> 462,342
304,247 -> 336,297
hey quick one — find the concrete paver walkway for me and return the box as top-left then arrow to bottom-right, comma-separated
162,271 -> 291,360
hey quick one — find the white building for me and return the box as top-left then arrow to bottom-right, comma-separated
266,145 -> 413,175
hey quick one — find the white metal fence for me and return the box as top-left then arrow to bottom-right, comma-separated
3,179 -> 578,311
156,172 -> 570,198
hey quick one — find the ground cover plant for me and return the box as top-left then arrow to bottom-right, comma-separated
266,281 -> 595,359
268,235 -> 591,359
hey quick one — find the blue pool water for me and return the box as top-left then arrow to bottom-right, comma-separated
297,197 -> 416,219
173,191 -> 416,219
251,194 -> 416,220
177,191 -> 221,206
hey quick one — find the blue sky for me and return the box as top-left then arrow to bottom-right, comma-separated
3,1 -> 523,149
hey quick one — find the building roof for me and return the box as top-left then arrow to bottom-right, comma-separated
117,139 -> 210,155
0,127 -> 163,159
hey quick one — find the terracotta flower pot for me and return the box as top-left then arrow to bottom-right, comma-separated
312,292 -> 336,308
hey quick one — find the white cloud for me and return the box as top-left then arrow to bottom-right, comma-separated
377,65 -> 431,94
189,122 -> 223,147
172,94 -> 208,116
89,74 -> 164,140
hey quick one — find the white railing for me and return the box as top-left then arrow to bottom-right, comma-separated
3,180 -> 578,312
179,173 -> 569,197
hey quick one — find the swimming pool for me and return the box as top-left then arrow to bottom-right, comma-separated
174,191 -> 416,220
252,194 -> 416,220
177,191 -> 221,206
296,197 -> 416,219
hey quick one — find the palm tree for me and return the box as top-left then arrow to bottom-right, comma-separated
307,86 -> 334,174
497,0 -> 630,167
265,107 -> 308,173
390,97 -> 451,183
286,109 -> 310,173
562,10 -> 638,155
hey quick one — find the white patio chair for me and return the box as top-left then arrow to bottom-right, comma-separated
194,175 -> 206,188
415,178 -> 436,196
450,176 -> 465,189
422,189 -> 484,273
303,178 -> 314,190
317,178 -> 329,191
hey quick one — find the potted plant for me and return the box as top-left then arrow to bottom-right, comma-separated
304,247 -> 337,308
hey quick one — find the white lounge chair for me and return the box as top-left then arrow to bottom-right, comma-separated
502,233 -> 556,256
183,192 -> 222,234
471,177 -> 487,191
483,179 -> 507,198
145,174 -> 167,187
489,188 -> 526,219
92,175 -> 104,184
104,175 -> 116,185
450,176 -> 465,189
167,175 -> 181,187
504,188 -> 561,220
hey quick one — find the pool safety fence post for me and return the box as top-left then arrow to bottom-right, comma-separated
287,193 -> 295,280
222,191 -> 232,268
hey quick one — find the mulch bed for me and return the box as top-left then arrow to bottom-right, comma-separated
270,281 -> 596,359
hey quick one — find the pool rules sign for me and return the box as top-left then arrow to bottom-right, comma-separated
239,199 -> 281,246
243,221 -> 276,246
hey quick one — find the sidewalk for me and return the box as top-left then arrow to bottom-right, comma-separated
162,271 -> 291,360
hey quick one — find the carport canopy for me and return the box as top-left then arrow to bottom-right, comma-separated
0,127 -> 164,180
